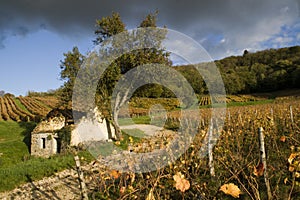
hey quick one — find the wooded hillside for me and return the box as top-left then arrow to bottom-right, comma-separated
174,46 -> 300,95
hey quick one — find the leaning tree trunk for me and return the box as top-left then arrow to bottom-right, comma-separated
105,117 -> 113,140
111,89 -> 130,141
111,114 -> 122,140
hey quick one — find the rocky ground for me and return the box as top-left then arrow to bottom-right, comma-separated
0,160 -> 110,200
0,168 -> 82,200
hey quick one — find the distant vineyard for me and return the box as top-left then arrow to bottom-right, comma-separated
0,96 -> 58,122
32,96 -> 59,109
198,94 -> 266,106
122,95 -> 270,117
0,94 -> 285,122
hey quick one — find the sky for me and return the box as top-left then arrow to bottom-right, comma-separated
0,0 -> 300,96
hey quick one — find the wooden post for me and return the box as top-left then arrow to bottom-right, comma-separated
74,155 -> 88,200
208,119 -> 215,177
290,105 -> 294,125
258,127 -> 272,200
270,108 -> 274,120
238,112 -> 242,124
270,108 -> 274,127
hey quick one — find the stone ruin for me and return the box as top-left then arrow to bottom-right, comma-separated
30,116 -> 64,157
31,108 -> 115,158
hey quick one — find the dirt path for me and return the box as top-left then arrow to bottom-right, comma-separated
120,124 -> 164,136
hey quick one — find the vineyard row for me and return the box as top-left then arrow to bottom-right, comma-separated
0,96 -> 56,122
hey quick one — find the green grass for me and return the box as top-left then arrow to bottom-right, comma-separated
0,121 -> 34,167
118,116 -> 151,126
121,128 -> 146,138
118,118 -> 135,126
116,130 -> 144,150
226,99 -> 275,107
0,121 -> 93,192
198,99 -> 275,108
87,130 -> 145,157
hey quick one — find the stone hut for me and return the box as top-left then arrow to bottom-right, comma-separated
70,107 -> 115,146
30,116 -> 65,157
31,108 -> 115,157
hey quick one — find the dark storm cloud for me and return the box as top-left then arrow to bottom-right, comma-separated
0,0 -> 299,58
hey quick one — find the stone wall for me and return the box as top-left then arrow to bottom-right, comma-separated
71,116 -> 115,146
31,115 -> 65,157
32,116 -> 65,134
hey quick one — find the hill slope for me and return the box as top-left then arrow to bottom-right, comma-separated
175,45 -> 300,94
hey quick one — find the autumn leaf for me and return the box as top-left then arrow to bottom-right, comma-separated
173,172 -> 190,192
110,170 -> 121,179
289,166 -> 295,172
288,153 -> 300,164
279,136 -> 286,142
220,183 -> 242,198
253,162 -> 264,177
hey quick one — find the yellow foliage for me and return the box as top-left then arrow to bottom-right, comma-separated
173,172 -> 190,192
219,183 -> 242,198
145,188 -> 155,200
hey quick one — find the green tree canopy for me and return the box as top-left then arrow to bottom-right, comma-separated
59,12 -> 171,140
59,47 -> 85,107
94,12 -> 171,139
94,12 -> 126,45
